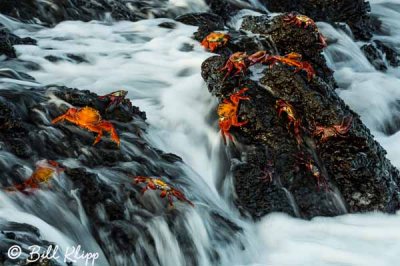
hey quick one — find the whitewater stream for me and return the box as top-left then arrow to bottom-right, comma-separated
1,0 -> 400,265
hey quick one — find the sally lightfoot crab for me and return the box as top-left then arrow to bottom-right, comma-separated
52,106 -> 120,146
284,13 -> 327,48
201,32 -> 230,52
133,176 -> 194,207
313,116 -> 353,142
218,88 -> 250,144
296,154 -> 329,190
99,90 -> 128,110
276,99 -> 303,145
266,52 -> 316,81
6,160 -> 64,192
220,52 -> 248,79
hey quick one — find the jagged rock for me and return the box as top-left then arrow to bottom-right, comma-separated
200,14 -> 400,219
260,0 -> 373,40
361,40 -> 400,71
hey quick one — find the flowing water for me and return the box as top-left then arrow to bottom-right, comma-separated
1,0 -> 400,265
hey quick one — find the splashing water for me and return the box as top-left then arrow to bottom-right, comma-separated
1,0 -> 400,265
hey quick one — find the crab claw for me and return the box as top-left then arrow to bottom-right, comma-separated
248,51 -> 269,65
172,189 -> 194,207
133,176 -> 148,184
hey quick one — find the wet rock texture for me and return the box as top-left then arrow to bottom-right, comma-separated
361,40 -> 400,71
260,0 -> 373,40
200,13 -> 400,219
0,0 -> 199,27
0,24 -> 36,58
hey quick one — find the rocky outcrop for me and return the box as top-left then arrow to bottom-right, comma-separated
361,40 -> 400,71
200,13 -> 400,219
260,0 -> 373,40
0,24 -> 36,58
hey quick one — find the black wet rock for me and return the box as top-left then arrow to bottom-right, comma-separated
241,14 -> 336,88
361,40 -> 399,71
260,0 -> 373,40
176,12 -> 226,42
201,16 -> 400,219
0,25 -> 37,58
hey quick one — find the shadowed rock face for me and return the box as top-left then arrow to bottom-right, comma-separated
199,13 -> 400,219
260,0 -> 373,40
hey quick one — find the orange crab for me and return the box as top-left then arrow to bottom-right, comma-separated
201,32 -> 230,52
220,52 -> 248,79
276,99 -> 302,145
52,106 -> 120,146
313,116 -> 353,142
6,160 -> 64,192
284,13 -> 327,48
296,154 -> 328,190
247,50 -> 270,65
266,52 -> 316,81
99,90 -> 128,110
218,88 -> 250,144
133,176 -> 194,207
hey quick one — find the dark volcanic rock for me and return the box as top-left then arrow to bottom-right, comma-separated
241,14 -> 336,88
260,0 -> 373,40
0,25 -> 37,58
200,14 -> 400,219
361,40 -> 400,71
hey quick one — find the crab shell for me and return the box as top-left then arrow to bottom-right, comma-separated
201,32 -> 230,52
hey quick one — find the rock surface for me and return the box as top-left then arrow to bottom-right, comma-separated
361,40 -> 400,71
260,0 -> 373,40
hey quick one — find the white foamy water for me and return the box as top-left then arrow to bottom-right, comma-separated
1,1 -> 400,265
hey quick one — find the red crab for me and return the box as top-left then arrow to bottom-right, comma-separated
218,88 -> 250,144
6,160 -> 64,192
276,99 -> 302,145
313,116 -> 353,142
296,154 -> 328,190
201,32 -> 230,52
220,52 -> 248,79
284,13 -> 327,48
99,90 -> 128,110
266,52 -> 316,81
247,50 -> 270,65
133,176 -> 194,207
52,106 -> 120,146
